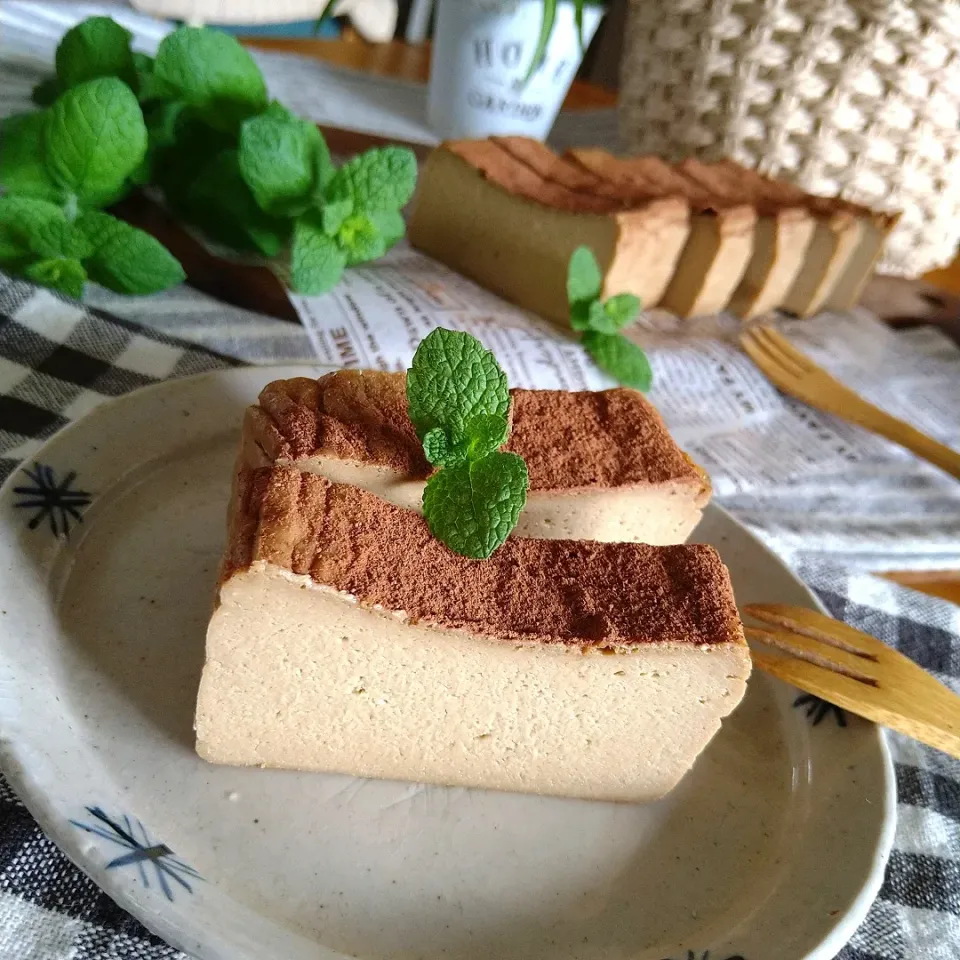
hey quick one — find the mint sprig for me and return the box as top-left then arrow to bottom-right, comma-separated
3,16 -> 417,302
408,329 -> 528,559
567,246 -> 653,392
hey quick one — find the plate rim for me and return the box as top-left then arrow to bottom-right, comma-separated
0,365 -> 896,960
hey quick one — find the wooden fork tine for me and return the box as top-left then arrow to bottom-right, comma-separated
739,333 -> 794,387
746,626 -> 878,683
740,328 -> 805,381
744,603 -> 885,658
750,650 -> 886,719
748,327 -> 809,377
755,326 -> 817,372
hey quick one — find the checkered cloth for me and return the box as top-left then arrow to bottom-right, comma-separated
1,273 -> 960,959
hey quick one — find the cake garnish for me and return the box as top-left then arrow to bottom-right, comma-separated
406,328 -> 528,559
567,246 -> 654,391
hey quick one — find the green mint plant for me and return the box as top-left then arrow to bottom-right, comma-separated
0,76 -> 184,297
567,246 -> 653,392
2,17 -> 417,300
406,329 -> 529,560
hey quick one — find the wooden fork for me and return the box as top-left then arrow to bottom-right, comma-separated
745,602 -> 960,757
739,325 -> 960,480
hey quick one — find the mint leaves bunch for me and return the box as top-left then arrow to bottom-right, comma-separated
407,329 -> 529,560
567,246 -> 653,392
1,17 -> 417,300
288,143 -> 416,294
0,66 -> 184,296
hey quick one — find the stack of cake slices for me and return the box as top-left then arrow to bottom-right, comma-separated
407,137 -> 899,324
198,372 -> 751,803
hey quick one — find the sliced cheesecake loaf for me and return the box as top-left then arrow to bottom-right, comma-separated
197,466 -> 751,802
242,370 -> 710,545
409,138 -> 899,322
567,149 -> 758,318
407,138 -> 691,324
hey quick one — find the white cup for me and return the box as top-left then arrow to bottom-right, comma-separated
427,0 -> 604,141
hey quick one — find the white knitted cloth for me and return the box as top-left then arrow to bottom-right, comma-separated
619,0 -> 960,278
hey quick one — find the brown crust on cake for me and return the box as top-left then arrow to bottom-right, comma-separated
222,466 -> 743,649
249,370 -> 709,495
444,139 -> 623,214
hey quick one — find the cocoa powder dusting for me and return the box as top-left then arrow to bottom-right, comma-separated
254,372 -> 706,493
224,466 -> 742,648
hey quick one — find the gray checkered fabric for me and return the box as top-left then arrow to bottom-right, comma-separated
2,274 -> 960,960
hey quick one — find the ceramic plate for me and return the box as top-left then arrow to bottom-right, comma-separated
0,367 -> 895,960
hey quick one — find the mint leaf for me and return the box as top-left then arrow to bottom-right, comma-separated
32,77 -> 61,106
0,197 -> 91,260
291,214 -> 347,294
422,452 -> 528,559
23,257 -> 87,299
180,149 -> 289,256
567,245 -> 602,305
601,293 -> 641,331
406,328 -> 510,441
77,211 -> 184,294
321,170 -> 354,235
465,413 -> 509,460
422,414 -> 507,467
0,112 -> 64,203
370,209 -> 405,250
0,230 -> 26,262
55,17 -> 136,90
338,214 -> 385,266
154,27 -> 267,129
134,52 -> 174,103
145,101 -> 185,151
582,331 -> 653,392
422,427 -> 464,468
239,104 -> 323,215
44,77 -> 147,207
570,299 -> 605,333
31,219 -> 93,260
0,197 -> 62,259
339,146 -> 417,213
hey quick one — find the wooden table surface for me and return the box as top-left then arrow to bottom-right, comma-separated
234,34 -> 960,607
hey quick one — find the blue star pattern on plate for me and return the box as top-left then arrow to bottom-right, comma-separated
13,462 -> 92,537
794,693 -> 847,727
71,806 -> 201,901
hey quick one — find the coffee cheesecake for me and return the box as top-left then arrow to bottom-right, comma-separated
241,370 -> 710,545
197,466 -> 751,802
408,138 -> 899,322
408,138 -> 691,324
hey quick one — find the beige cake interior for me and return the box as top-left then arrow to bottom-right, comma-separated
284,454 -> 705,545
781,214 -> 864,316
658,211 -> 757,317
198,562 -> 750,802
728,211 -> 817,317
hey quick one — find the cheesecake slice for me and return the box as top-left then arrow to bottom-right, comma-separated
242,370 -> 710,545
567,149 -> 758,317
407,139 -> 690,324
197,466 -> 751,802
677,159 -> 817,319
823,210 -> 900,311
780,208 -> 863,316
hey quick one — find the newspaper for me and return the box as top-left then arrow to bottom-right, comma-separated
290,245 -> 960,571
